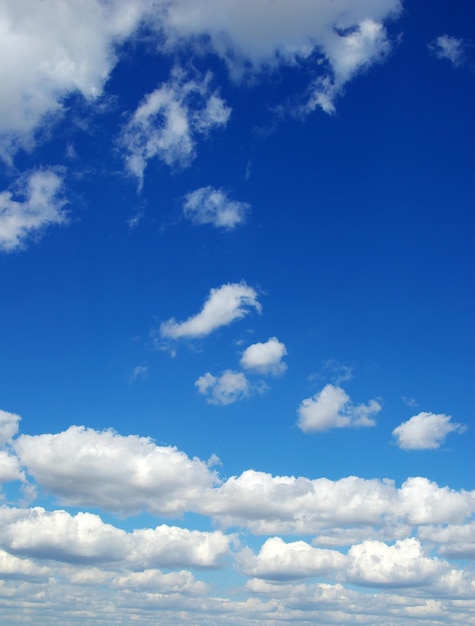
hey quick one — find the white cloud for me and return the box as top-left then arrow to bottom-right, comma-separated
160,282 -> 261,340
122,68 -> 230,188
392,412 -> 466,450
347,538 -> 445,587
418,522 -> 475,560
429,35 -> 467,67
112,569 -> 208,595
0,409 -> 21,446
14,426 -> 217,516
195,370 -> 250,405
0,170 -> 67,252
0,507 -> 231,569
129,365 -> 149,382
237,537 -> 346,580
183,187 -> 249,229
297,384 -> 381,433
0,0 -> 152,160
240,337 -> 287,376
0,548 -> 50,580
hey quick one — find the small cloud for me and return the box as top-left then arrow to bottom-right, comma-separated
129,366 -> 148,383
429,35 -> 467,67
309,359 -> 353,385
121,67 -> 231,190
297,384 -> 381,433
392,412 -> 466,450
195,370 -> 250,405
240,337 -> 287,376
0,169 -> 67,252
160,282 -> 261,340
402,396 -> 419,408
183,186 -> 249,230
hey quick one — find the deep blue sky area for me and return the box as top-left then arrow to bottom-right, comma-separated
0,2 -> 473,625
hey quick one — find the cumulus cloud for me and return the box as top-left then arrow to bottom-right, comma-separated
297,384 -> 381,433
122,68 -> 230,188
418,522 -> 475,560
0,0 -> 152,160
183,186 -> 249,229
429,35 -> 467,67
237,537 -> 346,580
392,412 -> 466,450
195,370 -> 250,405
0,409 -> 21,446
0,507 -> 231,569
160,282 -> 261,340
13,426 -> 217,516
347,538 -> 445,587
0,170 -> 67,252
240,337 -> 287,376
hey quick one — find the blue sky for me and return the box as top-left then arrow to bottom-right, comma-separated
0,1 -> 473,624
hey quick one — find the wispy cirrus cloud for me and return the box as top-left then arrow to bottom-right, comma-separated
160,282 -> 261,340
429,35 -> 467,67
183,186 -> 249,230
122,68 -> 231,189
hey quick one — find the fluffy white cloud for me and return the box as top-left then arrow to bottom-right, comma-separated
240,337 -> 287,376
183,187 -> 249,229
429,35 -> 466,67
122,68 -> 230,187
160,282 -> 261,339
297,384 -> 381,433
237,537 -> 346,580
347,538 -> 445,587
0,0 -> 152,159
195,370 -> 250,405
14,426 -> 216,516
112,569 -> 208,595
0,409 -> 20,446
418,522 -> 475,560
0,170 -> 67,252
0,507 -> 231,569
392,412 -> 466,450
0,548 -> 50,580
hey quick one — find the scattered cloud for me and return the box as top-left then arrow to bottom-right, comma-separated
297,384 -> 381,433
183,186 -> 249,230
0,0 -> 151,160
122,68 -> 231,188
0,409 -> 21,446
0,170 -> 67,252
392,412 -> 466,450
429,35 -> 467,67
195,370 -> 250,405
240,337 -> 287,376
129,365 -> 149,382
160,282 -> 261,340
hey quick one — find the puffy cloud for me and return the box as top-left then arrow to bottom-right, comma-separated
0,170 -> 67,252
183,186 -> 249,230
122,68 -> 230,188
429,35 -> 467,67
392,412 -> 466,450
0,507 -> 231,569
112,569 -> 208,595
0,409 -> 21,446
240,337 -> 287,376
297,384 -> 381,433
0,548 -> 50,580
0,0 -> 152,159
195,370 -> 250,405
347,538 -> 445,587
14,426 -> 216,516
418,522 -> 475,560
0,451 -> 23,485
237,537 -> 346,580
160,282 -> 261,340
